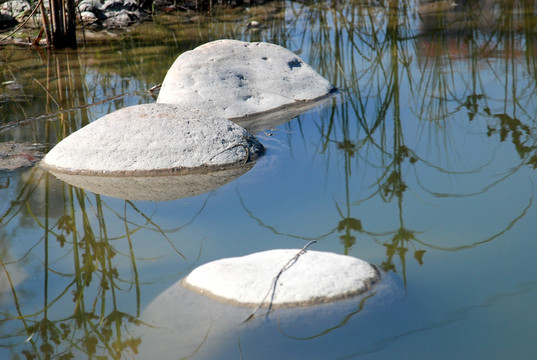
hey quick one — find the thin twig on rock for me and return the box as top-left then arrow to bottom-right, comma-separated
148,84 -> 162,93
241,240 -> 317,324
208,142 -> 251,165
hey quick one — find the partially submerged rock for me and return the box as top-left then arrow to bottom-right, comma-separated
40,103 -> 264,175
0,141 -> 44,171
183,249 -> 380,307
136,251 -> 394,359
157,39 -> 336,120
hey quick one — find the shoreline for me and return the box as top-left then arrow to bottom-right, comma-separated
0,0 -> 272,47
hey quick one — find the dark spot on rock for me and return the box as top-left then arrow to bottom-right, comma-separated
262,57 -> 268,60
287,58 -> 302,69
236,74 -> 245,87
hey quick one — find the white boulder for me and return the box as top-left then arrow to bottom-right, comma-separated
41,103 -> 264,175
157,39 -> 335,120
135,250 -> 394,359
138,274 -> 398,359
183,249 -> 380,307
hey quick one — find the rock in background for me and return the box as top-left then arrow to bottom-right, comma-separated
0,0 -> 149,30
0,0 -> 29,29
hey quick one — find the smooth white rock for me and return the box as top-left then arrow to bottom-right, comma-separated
41,103 -> 264,175
183,249 -> 380,307
137,273 -> 398,359
157,39 -> 335,120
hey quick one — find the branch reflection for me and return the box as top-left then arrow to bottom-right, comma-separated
0,170 -> 200,358
242,0 -> 537,283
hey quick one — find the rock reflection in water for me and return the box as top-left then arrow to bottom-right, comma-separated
137,273 -> 399,359
46,163 -> 255,201
232,92 -> 337,134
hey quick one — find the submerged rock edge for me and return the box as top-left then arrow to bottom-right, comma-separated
40,147 -> 263,177
181,250 -> 382,309
180,272 -> 381,309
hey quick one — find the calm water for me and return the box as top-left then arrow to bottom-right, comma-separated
1,1 -> 537,359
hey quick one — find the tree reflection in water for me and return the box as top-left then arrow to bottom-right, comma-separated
0,52 -> 194,358
242,0 -> 537,284
0,164 -> 205,358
